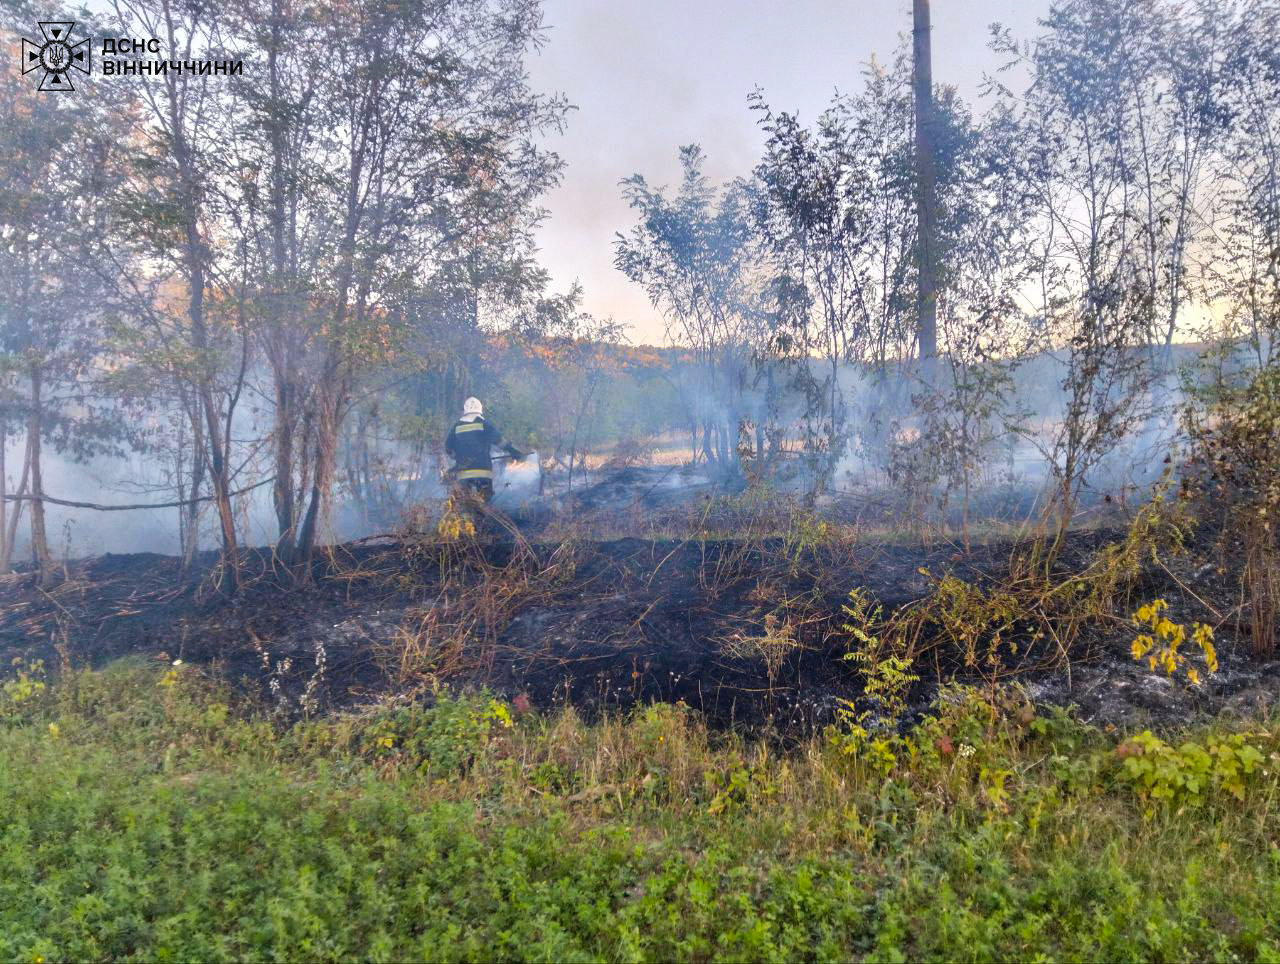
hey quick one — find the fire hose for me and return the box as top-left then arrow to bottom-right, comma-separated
441,449 -> 541,492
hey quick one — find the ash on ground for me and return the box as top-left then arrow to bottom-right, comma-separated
1,501 -> 1274,733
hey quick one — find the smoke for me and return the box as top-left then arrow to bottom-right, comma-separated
5,441 -> 190,559
493,453 -> 543,511
1,340 -> 1229,563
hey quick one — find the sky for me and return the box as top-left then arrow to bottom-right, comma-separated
525,0 -> 1053,345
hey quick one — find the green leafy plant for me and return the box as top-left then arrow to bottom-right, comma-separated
839,588 -> 919,723
359,691 -> 513,777
926,574 -> 1023,670
1116,729 -> 1265,804
783,508 -> 835,572
1130,599 -> 1218,686
1,664 -> 1280,960
0,659 -> 48,725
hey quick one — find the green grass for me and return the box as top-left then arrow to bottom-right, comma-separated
2,661 -> 1279,962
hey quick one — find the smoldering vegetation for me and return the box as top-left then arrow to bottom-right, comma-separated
1,0 -> 1279,737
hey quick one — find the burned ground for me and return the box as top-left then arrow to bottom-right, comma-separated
2,514 -> 1276,732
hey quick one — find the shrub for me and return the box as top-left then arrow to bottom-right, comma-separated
358,691 -> 513,777
1187,365 -> 1280,658
0,659 -> 49,726
839,588 -> 919,724
1116,729 -> 1265,805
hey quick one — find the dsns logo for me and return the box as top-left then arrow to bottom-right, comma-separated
21,21 -> 90,91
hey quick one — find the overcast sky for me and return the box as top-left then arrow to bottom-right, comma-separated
525,0 -> 1053,344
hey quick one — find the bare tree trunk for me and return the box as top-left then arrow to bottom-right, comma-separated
181,413 -> 206,575
196,354 -> 239,573
913,0 -> 938,371
27,367 -> 52,587
273,379 -> 297,558
1056,467 -> 1074,552
266,0 -> 301,562
296,382 -> 339,574
295,100 -> 368,575
154,2 -> 240,587
1,423 -> 6,573
1,437 -> 30,574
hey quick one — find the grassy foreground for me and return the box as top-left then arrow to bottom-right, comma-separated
2,661 -> 1279,962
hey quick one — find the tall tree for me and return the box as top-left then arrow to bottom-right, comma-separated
615,147 -> 766,474
286,0 -> 566,572
1210,0 -> 1280,372
996,0 -> 1176,543
98,0 -> 566,578
752,58 -> 918,485
913,0 -> 939,370
106,0 -> 251,581
0,11 -> 133,585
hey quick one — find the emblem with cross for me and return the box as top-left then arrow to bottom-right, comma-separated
21,22 -> 90,92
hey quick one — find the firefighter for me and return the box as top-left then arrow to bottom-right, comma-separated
443,396 -> 523,504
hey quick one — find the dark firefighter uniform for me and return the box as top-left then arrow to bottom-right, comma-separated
445,415 -> 505,501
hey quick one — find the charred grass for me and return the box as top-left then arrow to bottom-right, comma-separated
0,489 -> 1276,733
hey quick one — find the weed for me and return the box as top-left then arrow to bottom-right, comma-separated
912,572 -> 1023,672
1065,477 -> 1191,612
1116,729 -> 1266,805
434,494 -> 478,542
721,609 -> 804,704
782,508 -> 836,573
358,690 -> 514,777
0,658 -> 48,725
1129,598 -> 1218,685
839,588 -> 919,725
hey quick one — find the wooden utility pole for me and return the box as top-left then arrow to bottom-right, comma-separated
913,0 -> 938,367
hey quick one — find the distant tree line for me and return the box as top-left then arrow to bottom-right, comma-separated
615,0 -> 1280,545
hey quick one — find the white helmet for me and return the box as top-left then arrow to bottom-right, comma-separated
462,396 -> 483,418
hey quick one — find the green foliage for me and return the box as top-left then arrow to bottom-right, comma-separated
358,692 -> 513,778
840,589 -> 918,713
1,665 -> 1279,961
906,572 -> 1023,672
1058,477 -> 1194,619
1116,730 -> 1267,805
783,509 -> 836,572
0,658 -> 48,725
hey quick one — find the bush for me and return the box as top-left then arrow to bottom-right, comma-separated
357,691 -> 514,777
1187,365 -> 1280,657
